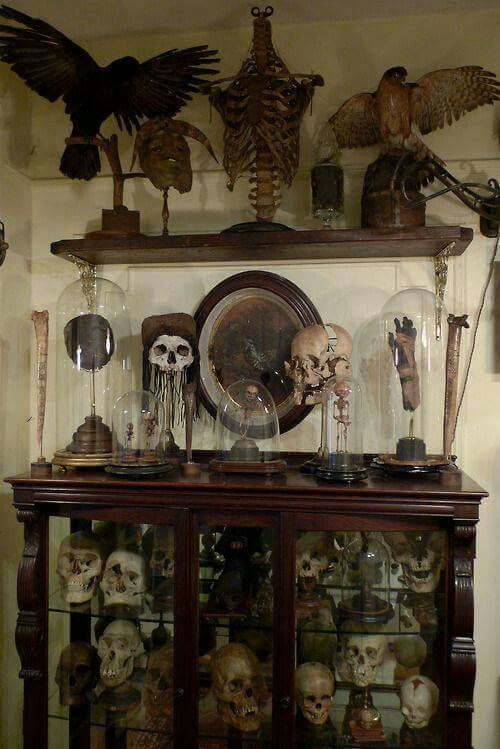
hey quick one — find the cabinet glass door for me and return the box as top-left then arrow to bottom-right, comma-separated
197,515 -> 276,749
294,523 -> 448,748
47,513 -> 180,748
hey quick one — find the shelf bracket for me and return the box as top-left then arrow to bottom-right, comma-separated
68,253 -> 98,312
434,241 -> 455,340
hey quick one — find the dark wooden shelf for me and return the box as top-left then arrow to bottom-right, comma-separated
50,225 -> 472,265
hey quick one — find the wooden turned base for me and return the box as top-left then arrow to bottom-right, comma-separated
86,206 -> 143,239
30,459 -> 52,477
70,414 -> 112,455
209,459 -> 286,475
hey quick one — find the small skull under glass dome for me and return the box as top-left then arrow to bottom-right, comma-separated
53,274 -> 131,469
210,379 -> 286,474
316,375 -> 367,482
106,390 -> 173,477
338,532 -> 394,624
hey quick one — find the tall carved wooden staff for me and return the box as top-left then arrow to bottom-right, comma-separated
443,314 -> 469,460
181,381 -> 201,477
31,310 -> 52,476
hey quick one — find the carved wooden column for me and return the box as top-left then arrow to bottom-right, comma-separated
449,521 -> 477,749
15,505 -> 48,749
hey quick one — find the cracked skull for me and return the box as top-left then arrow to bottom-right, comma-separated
100,550 -> 146,609
296,532 -> 336,595
384,532 -> 444,593
295,662 -> 335,726
56,532 -> 103,604
55,642 -> 98,706
212,643 -> 264,732
149,334 -> 194,374
97,619 -> 141,689
145,643 -> 174,717
342,632 -> 387,688
400,675 -> 439,730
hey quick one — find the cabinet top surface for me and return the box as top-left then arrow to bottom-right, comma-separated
5,465 -> 487,502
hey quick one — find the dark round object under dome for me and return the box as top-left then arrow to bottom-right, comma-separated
64,313 -> 115,371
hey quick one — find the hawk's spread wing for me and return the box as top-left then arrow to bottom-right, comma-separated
0,4 -> 98,112
328,92 -> 380,149
411,66 -> 500,135
114,46 -> 219,133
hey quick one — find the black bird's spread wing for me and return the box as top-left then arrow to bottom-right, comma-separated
0,4 -> 98,112
114,46 -> 219,133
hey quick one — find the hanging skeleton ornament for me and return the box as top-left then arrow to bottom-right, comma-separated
56,531 -> 104,604
145,643 -> 174,717
400,676 -> 439,730
211,643 -> 264,732
142,313 -> 199,457
97,619 -> 141,689
285,324 -> 352,405
132,117 -> 217,234
384,531 -> 444,593
100,549 -> 146,610
56,642 -> 99,706
340,628 -> 387,687
295,662 -> 335,726
203,6 -> 323,224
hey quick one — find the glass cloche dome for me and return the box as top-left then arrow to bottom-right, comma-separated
338,532 -> 394,624
106,390 -> 173,476
210,379 -> 285,474
377,288 -> 448,475
316,375 -> 367,482
54,275 -> 131,468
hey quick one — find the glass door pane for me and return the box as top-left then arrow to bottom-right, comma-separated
294,527 -> 447,748
197,519 -> 275,749
48,514 -> 177,748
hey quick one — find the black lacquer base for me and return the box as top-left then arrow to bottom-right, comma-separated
316,465 -> 368,482
105,463 -> 174,477
222,220 -> 294,233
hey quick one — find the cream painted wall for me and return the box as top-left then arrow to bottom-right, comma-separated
0,6 -> 499,748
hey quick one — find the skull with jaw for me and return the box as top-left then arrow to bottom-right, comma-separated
145,644 -> 174,717
296,532 -> 336,596
100,550 -> 146,609
295,662 -> 335,726
341,629 -> 387,688
384,532 -> 444,593
400,675 -> 439,730
285,325 -> 331,403
149,335 -> 194,374
97,619 -> 141,689
212,643 -> 264,732
56,532 -> 103,604
56,642 -> 98,706
150,525 -> 175,579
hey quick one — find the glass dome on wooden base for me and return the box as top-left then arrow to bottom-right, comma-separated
376,288 -> 449,477
338,532 -> 394,624
53,275 -> 131,469
209,379 -> 286,474
316,376 -> 367,482
106,390 -> 173,477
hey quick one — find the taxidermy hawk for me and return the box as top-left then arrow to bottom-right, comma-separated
327,66 -> 499,162
0,4 -> 219,180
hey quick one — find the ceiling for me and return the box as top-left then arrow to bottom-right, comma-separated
5,0 -> 499,40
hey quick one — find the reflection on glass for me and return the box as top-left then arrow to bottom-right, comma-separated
199,525 -> 273,747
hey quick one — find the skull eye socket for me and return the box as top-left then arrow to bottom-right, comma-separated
153,344 -> 168,356
75,665 -> 91,677
149,668 -> 160,680
228,679 -> 244,693
321,694 -> 331,702
176,344 -> 190,357
348,646 -> 359,657
111,564 -> 122,575
305,695 -> 317,704
128,572 -> 139,583
366,647 -> 377,660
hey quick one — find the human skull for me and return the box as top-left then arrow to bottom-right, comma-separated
149,335 -> 194,374
150,526 -> 175,579
100,550 -> 146,609
384,532 -> 444,593
55,642 -> 98,706
97,619 -> 141,688
400,676 -> 439,730
56,532 -> 103,604
212,643 -> 264,732
342,632 -> 387,687
145,644 -> 174,717
295,662 -> 335,725
296,532 -> 336,594
285,325 -> 331,402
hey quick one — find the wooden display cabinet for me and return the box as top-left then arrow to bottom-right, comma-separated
6,462 -> 487,749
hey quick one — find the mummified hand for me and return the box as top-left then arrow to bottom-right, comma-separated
388,316 -> 420,411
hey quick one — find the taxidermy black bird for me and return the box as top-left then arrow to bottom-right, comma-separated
0,4 -> 219,180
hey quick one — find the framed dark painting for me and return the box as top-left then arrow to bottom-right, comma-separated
194,271 -> 322,433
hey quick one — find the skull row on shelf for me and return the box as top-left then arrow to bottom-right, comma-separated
56,524 -> 174,612
56,634 -> 440,739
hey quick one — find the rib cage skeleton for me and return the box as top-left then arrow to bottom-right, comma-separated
205,6 -> 323,222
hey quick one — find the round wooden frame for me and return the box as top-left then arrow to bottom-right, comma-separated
194,271 -> 322,434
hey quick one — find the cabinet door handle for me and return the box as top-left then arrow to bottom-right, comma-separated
280,696 -> 292,710
174,688 -> 185,701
